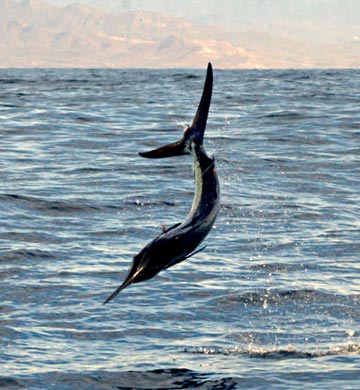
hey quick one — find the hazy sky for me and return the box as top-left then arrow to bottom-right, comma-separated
3,0 -> 359,68
38,0 -> 359,43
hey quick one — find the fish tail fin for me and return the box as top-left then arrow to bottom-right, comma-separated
139,63 -> 213,158
190,62 -> 213,146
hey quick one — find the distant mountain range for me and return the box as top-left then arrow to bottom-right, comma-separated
0,0 -> 359,68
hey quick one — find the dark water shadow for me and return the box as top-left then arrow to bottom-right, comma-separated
7,368 -> 239,390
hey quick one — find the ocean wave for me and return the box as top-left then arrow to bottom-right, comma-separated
0,193 -> 119,215
264,110 -> 304,119
0,249 -> 55,263
185,343 -> 360,359
0,193 -> 178,215
247,262 -> 309,273
214,289 -> 359,307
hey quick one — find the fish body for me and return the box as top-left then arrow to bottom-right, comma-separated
104,63 -> 219,303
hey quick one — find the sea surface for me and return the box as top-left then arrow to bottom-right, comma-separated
0,67 -> 359,389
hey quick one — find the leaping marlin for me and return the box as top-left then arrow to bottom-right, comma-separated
104,63 -> 220,304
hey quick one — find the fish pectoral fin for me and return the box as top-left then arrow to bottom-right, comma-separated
184,245 -> 207,260
163,246 -> 207,271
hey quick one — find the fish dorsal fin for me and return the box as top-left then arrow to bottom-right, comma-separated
162,222 -> 182,234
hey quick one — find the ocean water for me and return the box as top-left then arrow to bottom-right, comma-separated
0,67 -> 359,389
